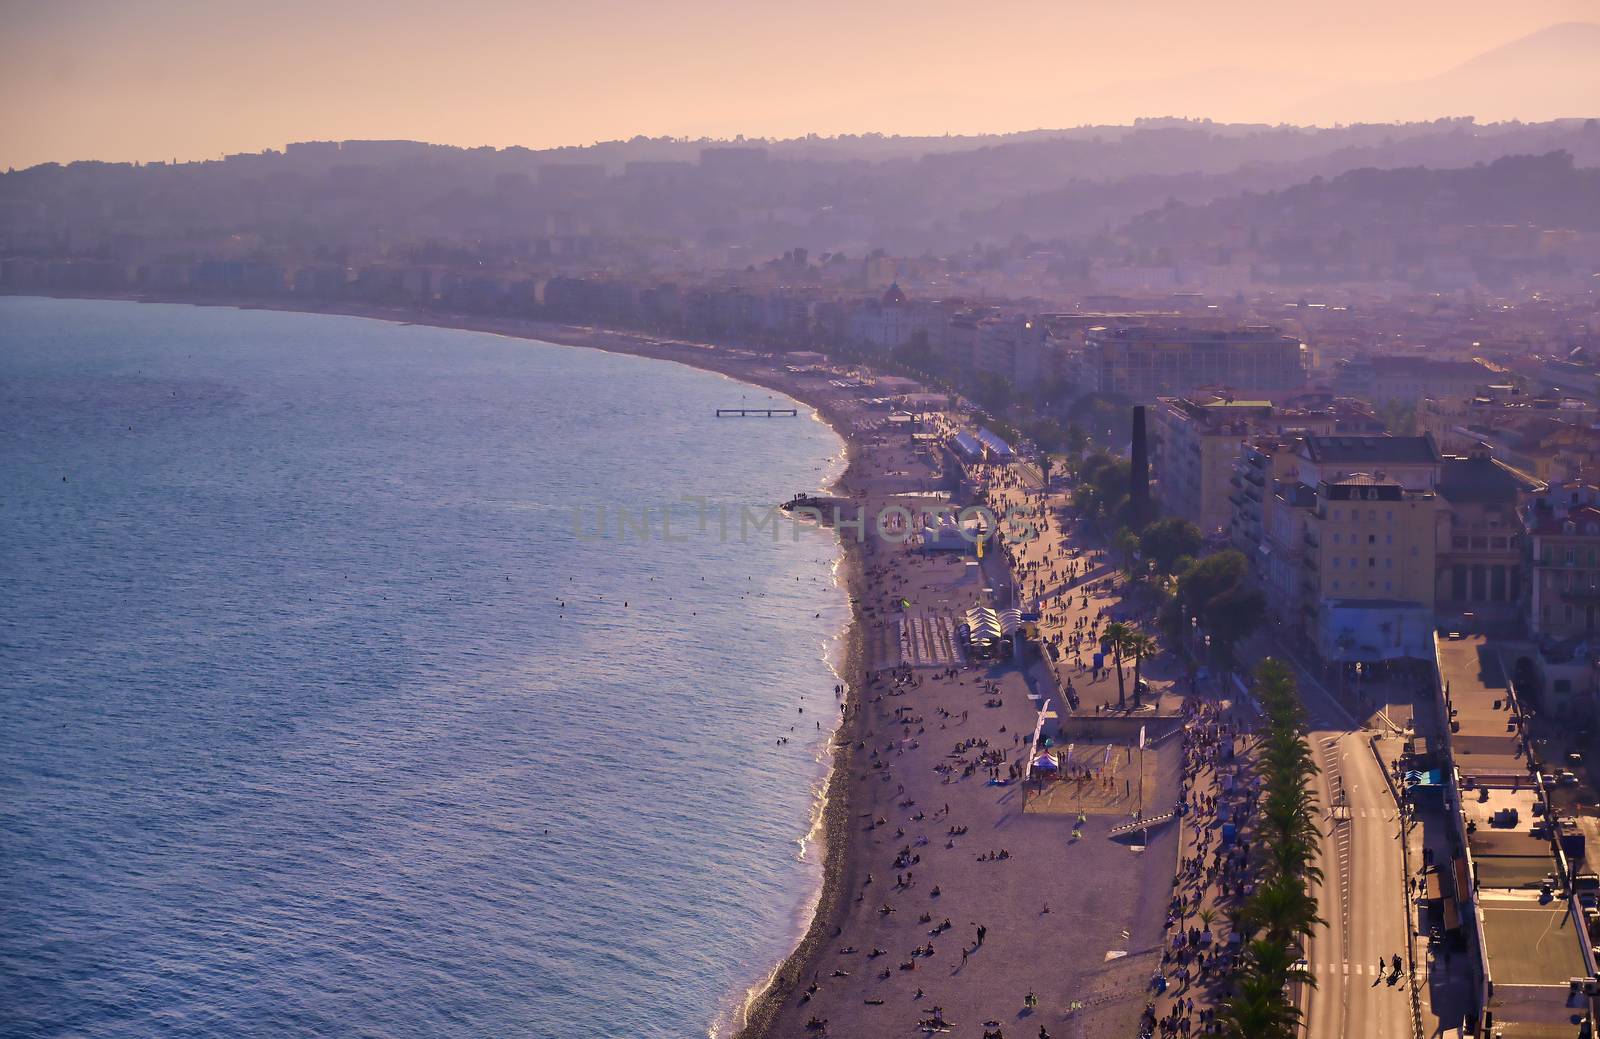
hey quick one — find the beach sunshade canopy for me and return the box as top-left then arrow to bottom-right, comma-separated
964,604 -> 1007,645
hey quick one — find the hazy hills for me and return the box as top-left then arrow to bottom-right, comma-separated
1289,22 -> 1600,125
4,117 -> 1599,274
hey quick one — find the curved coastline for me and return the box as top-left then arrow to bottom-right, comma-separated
5,291 -> 875,1039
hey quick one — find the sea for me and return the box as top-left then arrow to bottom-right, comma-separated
0,296 -> 849,1039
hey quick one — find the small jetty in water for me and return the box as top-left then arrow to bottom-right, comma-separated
780,492 -> 845,516
716,407 -> 798,417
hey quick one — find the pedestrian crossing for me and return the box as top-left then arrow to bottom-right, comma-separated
1306,962 -> 1408,977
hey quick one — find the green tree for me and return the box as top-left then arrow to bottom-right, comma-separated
889,329 -> 934,373
1216,658 -> 1322,1039
1205,583 -> 1267,665
1113,526 -> 1142,575
1140,516 -> 1203,574
1375,398 -> 1417,435
970,371 -> 1015,415
1127,631 -> 1157,706
1103,620 -> 1132,709
1161,549 -> 1264,664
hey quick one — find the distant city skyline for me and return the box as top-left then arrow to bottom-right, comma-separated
3,0 -> 1598,170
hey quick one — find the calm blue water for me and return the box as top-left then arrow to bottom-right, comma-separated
0,297 -> 847,1039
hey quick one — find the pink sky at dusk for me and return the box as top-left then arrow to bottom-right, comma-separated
2,0 -> 1597,169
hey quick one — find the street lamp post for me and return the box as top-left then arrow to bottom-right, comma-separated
1189,615 -> 1200,693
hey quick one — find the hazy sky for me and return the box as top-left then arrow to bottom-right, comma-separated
3,0 -> 1596,169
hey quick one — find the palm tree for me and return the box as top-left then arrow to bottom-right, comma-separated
1113,526 -> 1140,575
1127,631 -> 1157,707
1209,656 -> 1325,1039
1218,960 -> 1305,1038
1103,620 -> 1132,709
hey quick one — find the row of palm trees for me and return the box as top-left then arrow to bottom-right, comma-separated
1102,620 -> 1158,710
1217,658 -> 1325,1039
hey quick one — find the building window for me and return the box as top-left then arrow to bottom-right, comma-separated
1385,581 -> 1392,592
1385,558 -> 1393,569
1385,534 -> 1393,545
1333,532 -> 1342,545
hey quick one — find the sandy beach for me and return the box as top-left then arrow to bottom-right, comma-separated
15,291 -> 1196,1039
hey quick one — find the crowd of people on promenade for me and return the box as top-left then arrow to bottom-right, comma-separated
980,469 -> 1160,712
983,456 -> 1283,1039
786,433 -> 1286,1039
1143,698 -> 1261,1037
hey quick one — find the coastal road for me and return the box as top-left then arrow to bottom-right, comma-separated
1291,659 -> 1415,1039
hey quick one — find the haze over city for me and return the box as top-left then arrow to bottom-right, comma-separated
3,0 -> 1600,168
3,5 -> 1600,1039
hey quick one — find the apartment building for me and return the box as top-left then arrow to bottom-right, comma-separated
1230,438 -> 1307,618
1296,433 -> 1443,492
1151,398 -> 1275,538
1157,396 -> 1384,540
1079,326 -> 1305,401
1435,446 -> 1542,627
1418,388 -> 1594,455
1240,435 -> 1448,660
1525,481 -> 1600,640
1303,473 -> 1441,660
1333,355 -> 1506,404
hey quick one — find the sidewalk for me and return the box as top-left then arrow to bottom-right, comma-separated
1385,682 -> 1478,1039
1146,697 -> 1261,1038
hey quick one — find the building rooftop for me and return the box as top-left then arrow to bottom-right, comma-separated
1526,503 -> 1600,537
1368,355 -> 1503,377
1303,434 -> 1441,466
1479,898 -> 1588,986
1439,452 -> 1539,505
